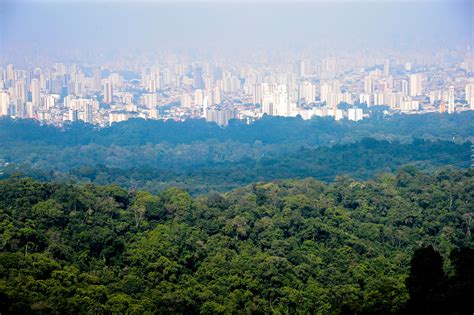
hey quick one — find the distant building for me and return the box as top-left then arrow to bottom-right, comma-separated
180,93 -> 192,108
0,91 -> 10,116
262,84 -> 291,116
401,99 -> 419,112
30,78 -> 41,107
103,80 -> 113,103
85,103 -> 94,124
68,109 -> 78,122
206,107 -> 237,126
409,74 -> 422,97
299,82 -> 315,103
348,108 -> 363,121
465,83 -> 474,110
383,59 -> 390,76
448,86 -> 455,114
334,109 -> 344,121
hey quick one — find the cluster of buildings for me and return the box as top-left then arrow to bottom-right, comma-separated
0,50 -> 473,127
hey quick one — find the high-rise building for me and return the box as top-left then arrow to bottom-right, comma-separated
6,64 -> 15,86
30,78 -> 41,107
15,80 -> 27,104
180,94 -> 192,108
364,76 -> 373,94
320,83 -> 332,103
383,59 -> 390,76
0,91 -> 10,116
448,86 -> 455,114
92,69 -> 101,91
194,89 -> 204,106
205,107 -> 237,126
68,109 -> 79,122
262,84 -> 290,116
193,67 -> 205,89
42,95 -> 55,109
359,93 -> 372,106
25,102 -> 34,118
298,60 -> 306,77
348,108 -> 363,121
409,74 -> 422,97
465,83 -> 474,110
299,82 -> 315,103
212,86 -> 221,105
202,95 -> 209,118
103,80 -> 113,103
401,99 -> 420,112
142,93 -> 157,109
401,80 -> 409,96
85,103 -> 94,124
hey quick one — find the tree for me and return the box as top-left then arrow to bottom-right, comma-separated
405,246 -> 446,314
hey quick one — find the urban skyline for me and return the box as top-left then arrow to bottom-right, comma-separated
1,0 -> 472,127
0,47 -> 473,127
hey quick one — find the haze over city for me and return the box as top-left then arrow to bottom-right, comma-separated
1,0 -> 472,63
0,1 -> 473,314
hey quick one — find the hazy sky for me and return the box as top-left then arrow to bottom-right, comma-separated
0,0 -> 472,61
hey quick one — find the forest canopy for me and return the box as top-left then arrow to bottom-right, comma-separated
0,168 -> 472,314
1,113 -> 472,194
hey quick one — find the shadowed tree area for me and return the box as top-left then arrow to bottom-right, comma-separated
405,246 -> 474,315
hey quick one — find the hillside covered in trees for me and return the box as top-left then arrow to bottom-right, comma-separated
1,113 -> 473,194
1,112 -> 473,146
0,167 -> 472,314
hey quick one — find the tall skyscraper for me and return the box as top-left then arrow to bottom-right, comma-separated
409,74 -> 422,97
194,89 -> 204,106
299,82 -> 315,103
0,91 -> 10,116
103,80 -> 113,103
180,94 -> 192,108
25,102 -> 34,118
298,60 -> 306,77
383,59 -> 390,76
92,69 -> 101,91
85,103 -> 94,124
142,93 -> 157,109
6,64 -> 15,86
465,83 -> 474,110
68,109 -> 78,122
193,67 -> 205,89
448,86 -> 455,114
364,76 -> 373,94
15,80 -> 27,104
30,78 -> 41,107
212,86 -> 221,105
262,84 -> 290,116
401,80 -> 409,96
320,82 -> 332,103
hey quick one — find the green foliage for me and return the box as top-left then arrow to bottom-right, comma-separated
0,168 -> 472,313
1,113 -> 473,195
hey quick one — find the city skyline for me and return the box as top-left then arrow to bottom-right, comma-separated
0,0 -> 473,126
0,47 -> 473,127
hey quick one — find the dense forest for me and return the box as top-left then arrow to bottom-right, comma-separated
0,168 -> 472,314
1,112 -> 473,146
3,138 -> 470,195
1,113 -> 473,194
1,113 -> 473,313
